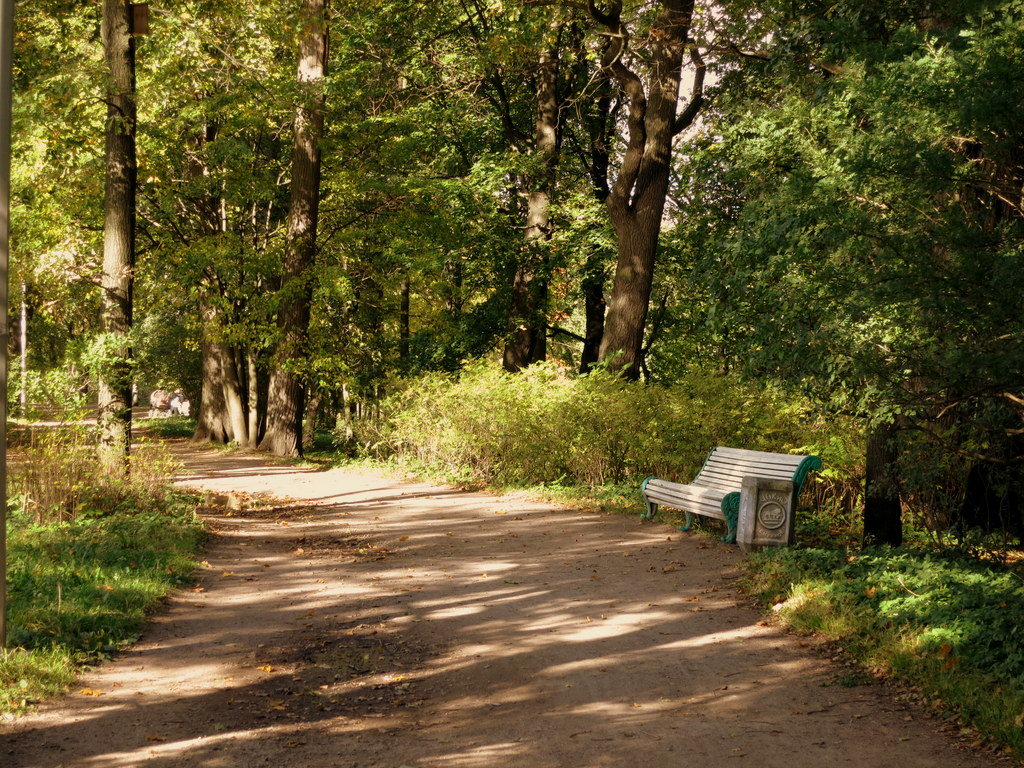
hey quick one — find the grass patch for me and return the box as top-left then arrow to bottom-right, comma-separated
137,415 -> 197,439
743,546 -> 1024,759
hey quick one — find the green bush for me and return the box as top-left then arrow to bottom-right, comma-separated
369,361 -> 851,493
744,546 -> 1024,756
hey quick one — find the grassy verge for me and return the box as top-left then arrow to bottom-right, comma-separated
2,490 -> 205,713
742,545 -> 1024,760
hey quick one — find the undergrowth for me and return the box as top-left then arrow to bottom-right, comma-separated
2,427 -> 205,713
355,361 -> 862,511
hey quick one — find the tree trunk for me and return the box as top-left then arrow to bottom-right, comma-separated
193,290 -> 232,443
863,422 -> 903,547
97,0 -> 136,474
247,349 -> 260,444
590,0 -> 702,380
503,28 -> 560,372
193,337 -> 232,443
259,0 -> 329,457
220,345 -> 249,446
399,274 -> 410,364
302,390 -> 322,452
18,282 -> 27,417
580,258 -> 605,373
579,69 -> 613,374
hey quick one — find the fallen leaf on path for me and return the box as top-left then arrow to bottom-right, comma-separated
662,566 -> 679,573
258,665 -> 276,673
145,735 -> 167,742
78,688 -> 104,697
400,536 -> 409,541
220,571 -> 236,578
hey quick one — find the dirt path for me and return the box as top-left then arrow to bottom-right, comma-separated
0,442 -> 1008,768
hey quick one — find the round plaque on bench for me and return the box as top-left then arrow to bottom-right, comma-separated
757,500 -> 787,530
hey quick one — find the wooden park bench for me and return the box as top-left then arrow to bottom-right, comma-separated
641,447 -> 822,545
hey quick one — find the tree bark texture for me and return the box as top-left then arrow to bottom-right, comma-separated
220,344 -> 250,446
503,28 -> 561,372
591,0 -> 703,379
98,0 -> 136,473
193,291 -> 232,443
193,336 -> 231,443
579,67 -> 614,373
580,257 -> 606,372
259,0 -> 329,457
862,422 -> 903,547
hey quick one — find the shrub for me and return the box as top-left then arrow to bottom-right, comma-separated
369,361 -> 853,495
10,424 -> 183,524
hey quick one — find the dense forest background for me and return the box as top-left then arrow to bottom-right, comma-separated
11,0 -> 1024,545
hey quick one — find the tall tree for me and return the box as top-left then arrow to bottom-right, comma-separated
97,0 -> 137,472
259,0 -> 330,456
589,0 -> 704,379
503,15 -> 563,371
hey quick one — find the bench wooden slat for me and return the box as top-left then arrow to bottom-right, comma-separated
712,446 -> 807,464
698,466 -> 796,484
646,478 -> 727,497
703,456 -> 804,473
644,491 -> 725,519
644,488 -> 727,509
645,486 -> 725,507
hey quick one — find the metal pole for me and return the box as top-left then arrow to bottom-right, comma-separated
0,0 -> 14,648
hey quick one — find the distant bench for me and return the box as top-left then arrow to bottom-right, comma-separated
641,447 -> 822,545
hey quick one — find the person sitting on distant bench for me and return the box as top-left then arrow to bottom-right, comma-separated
169,389 -> 191,417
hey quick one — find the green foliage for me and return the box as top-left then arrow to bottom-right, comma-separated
8,366 -> 90,422
673,0 -> 1024,536
744,546 -> 1024,756
370,361 -> 829,488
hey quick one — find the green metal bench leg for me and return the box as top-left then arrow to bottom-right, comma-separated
640,477 -> 657,520
680,511 -> 694,531
722,508 -> 738,544
643,501 -> 658,521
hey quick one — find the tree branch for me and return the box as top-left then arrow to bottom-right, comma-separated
672,46 -> 705,135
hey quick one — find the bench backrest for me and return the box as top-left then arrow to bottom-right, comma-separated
692,446 -> 820,495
